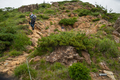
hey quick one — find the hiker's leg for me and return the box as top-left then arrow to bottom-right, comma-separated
31,24 -> 34,30
33,22 -> 35,30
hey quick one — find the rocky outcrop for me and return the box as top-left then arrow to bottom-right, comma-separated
52,2 -> 59,7
99,62 -> 109,70
46,46 -> 84,66
82,51 -> 91,65
113,16 -> 120,37
18,4 -> 39,13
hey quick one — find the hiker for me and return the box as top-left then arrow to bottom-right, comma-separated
29,13 -> 36,30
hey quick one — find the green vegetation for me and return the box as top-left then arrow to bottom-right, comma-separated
9,50 -> 22,57
36,32 -> 92,56
0,8 -> 31,56
45,26 -> 49,30
78,9 -> 91,16
1,1 -> 120,80
44,9 -> 55,14
37,14 -> 49,19
59,18 -> 77,26
69,63 -> 91,80
92,18 -> 100,22
14,63 -> 37,79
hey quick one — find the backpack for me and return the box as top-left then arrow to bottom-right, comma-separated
33,15 -> 37,21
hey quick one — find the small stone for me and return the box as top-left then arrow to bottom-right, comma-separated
103,70 -> 116,80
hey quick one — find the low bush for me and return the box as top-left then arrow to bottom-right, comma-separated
44,10 -> 55,14
45,26 -> 49,30
36,32 -> 93,56
69,62 -> 91,80
91,12 -> 100,16
54,28 -> 59,32
39,3 -> 51,8
78,9 -> 91,17
92,18 -> 100,22
14,63 -> 37,78
71,0 -> 79,2
66,10 -> 70,12
50,62 -> 65,71
9,50 -> 22,57
99,25 -> 114,34
97,38 -> 119,58
38,14 -> 49,19
59,18 -> 77,26
10,33 -> 31,51
19,14 -> 25,18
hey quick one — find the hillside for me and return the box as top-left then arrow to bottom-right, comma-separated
0,0 -> 120,80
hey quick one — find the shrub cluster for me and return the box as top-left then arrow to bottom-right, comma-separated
69,63 -> 91,80
38,14 -> 49,19
59,18 -> 77,26
39,3 -> 51,8
78,9 -> 91,16
97,38 -> 119,58
44,9 -> 55,14
14,63 -> 37,78
36,32 -> 93,56
0,27 -> 16,53
92,18 -> 100,22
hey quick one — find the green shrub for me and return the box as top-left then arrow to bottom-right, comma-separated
50,21 -> 53,25
98,38 -> 119,58
36,32 -> 93,56
92,18 -> 100,22
0,33 -> 14,41
66,10 -> 70,12
91,12 -> 100,16
69,63 -> 91,80
39,3 -> 51,8
14,63 -> 37,78
38,14 -> 49,19
99,25 -> 114,34
38,59 -> 50,70
45,26 -> 49,30
19,14 -> 25,18
54,28 -> 59,32
9,50 -> 22,57
78,9 -> 91,17
0,41 -> 10,53
102,14 -> 109,20
59,18 -> 77,26
71,0 -> 79,2
16,25 -> 29,30
44,10 -> 55,14
11,33 -> 31,50
100,24 -> 106,29
50,62 -> 65,71
92,68 -> 98,72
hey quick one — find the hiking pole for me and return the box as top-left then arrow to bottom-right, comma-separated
26,57 -> 32,80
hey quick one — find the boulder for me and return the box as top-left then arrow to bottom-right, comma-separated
18,4 -> 39,13
114,35 -> 120,43
99,62 -> 110,70
113,16 -> 120,29
118,47 -> 120,51
52,2 -> 59,7
81,51 -> 92,65
103,70 -> 116,80
46,46 -> 84,66
113,30 -> 120,37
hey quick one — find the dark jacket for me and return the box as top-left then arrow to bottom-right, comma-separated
30,14 -> 35,24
